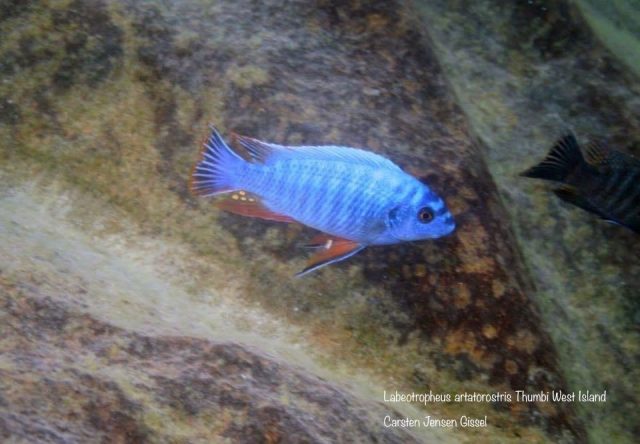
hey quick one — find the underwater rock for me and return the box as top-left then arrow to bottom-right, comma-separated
0,0 -> 609,441
134,0 -> 584,435
575,0 -> 640,77
0,279 -> 419,443
413,0 -> 640,442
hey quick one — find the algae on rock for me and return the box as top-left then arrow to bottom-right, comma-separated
0,0 -> 619,442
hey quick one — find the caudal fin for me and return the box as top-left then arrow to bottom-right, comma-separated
520,134 -> 585,183
189,127 -> 244,196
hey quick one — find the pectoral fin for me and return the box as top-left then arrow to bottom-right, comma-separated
215,191 -> 296,223
296,236 -> 364,277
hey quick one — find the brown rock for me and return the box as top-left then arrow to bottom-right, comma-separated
0,279 -> 419,443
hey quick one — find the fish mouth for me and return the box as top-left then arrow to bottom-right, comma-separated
427,220 -> 457,239
426,215 -> 456,238
444,218 -> 456,235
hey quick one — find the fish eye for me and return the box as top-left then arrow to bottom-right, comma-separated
418,207 -> 434,223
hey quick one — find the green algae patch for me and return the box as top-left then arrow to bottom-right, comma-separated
227,64 -> 270,89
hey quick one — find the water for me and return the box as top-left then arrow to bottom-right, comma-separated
0,0 -> 638,442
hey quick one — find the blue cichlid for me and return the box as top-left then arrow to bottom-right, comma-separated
190,127 -> 455,276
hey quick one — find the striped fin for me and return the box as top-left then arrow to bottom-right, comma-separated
296,236 -> 364,277
585,141 -> 640,169
584,141 -> 610,167
215,191 -> 296,223
235,133 -> 402,171
233,134 -> 285,164
190,127 -> 244,196
521,134 -> 585,183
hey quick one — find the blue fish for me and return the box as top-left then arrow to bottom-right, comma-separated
190,127 -> 455,276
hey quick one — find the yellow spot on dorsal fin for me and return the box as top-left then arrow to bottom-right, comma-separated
231,194 -> 239,200
239,190 -> 246,195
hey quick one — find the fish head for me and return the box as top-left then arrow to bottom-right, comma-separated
385,186 -> 455,242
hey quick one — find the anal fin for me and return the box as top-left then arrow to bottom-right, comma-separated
215,191 -> 296,223
296,236 -> 364,277
302,233 -> 335,249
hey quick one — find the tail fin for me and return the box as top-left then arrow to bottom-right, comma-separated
189,127 -> 244,196
520,134 -> 585,182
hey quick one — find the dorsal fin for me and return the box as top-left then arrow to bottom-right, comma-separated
585,140 -> 640,169
233,134 -> 285,164
234,133 -> 403,171
584,140 -> 610,166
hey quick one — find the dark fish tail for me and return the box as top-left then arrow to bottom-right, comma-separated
190,126 -> 245,196
520,134 -> 585,183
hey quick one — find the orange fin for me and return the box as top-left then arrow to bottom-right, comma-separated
303,233 -> 335,248
215,191 -> 296,223
297,236 -> 364,277
584,141 -> 610,166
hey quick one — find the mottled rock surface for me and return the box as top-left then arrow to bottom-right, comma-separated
2,0 -> 636,442
0,276 -> 430,443
0,278 -> 423,443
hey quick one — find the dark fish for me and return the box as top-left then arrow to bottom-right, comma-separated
521,133 -> 640,233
